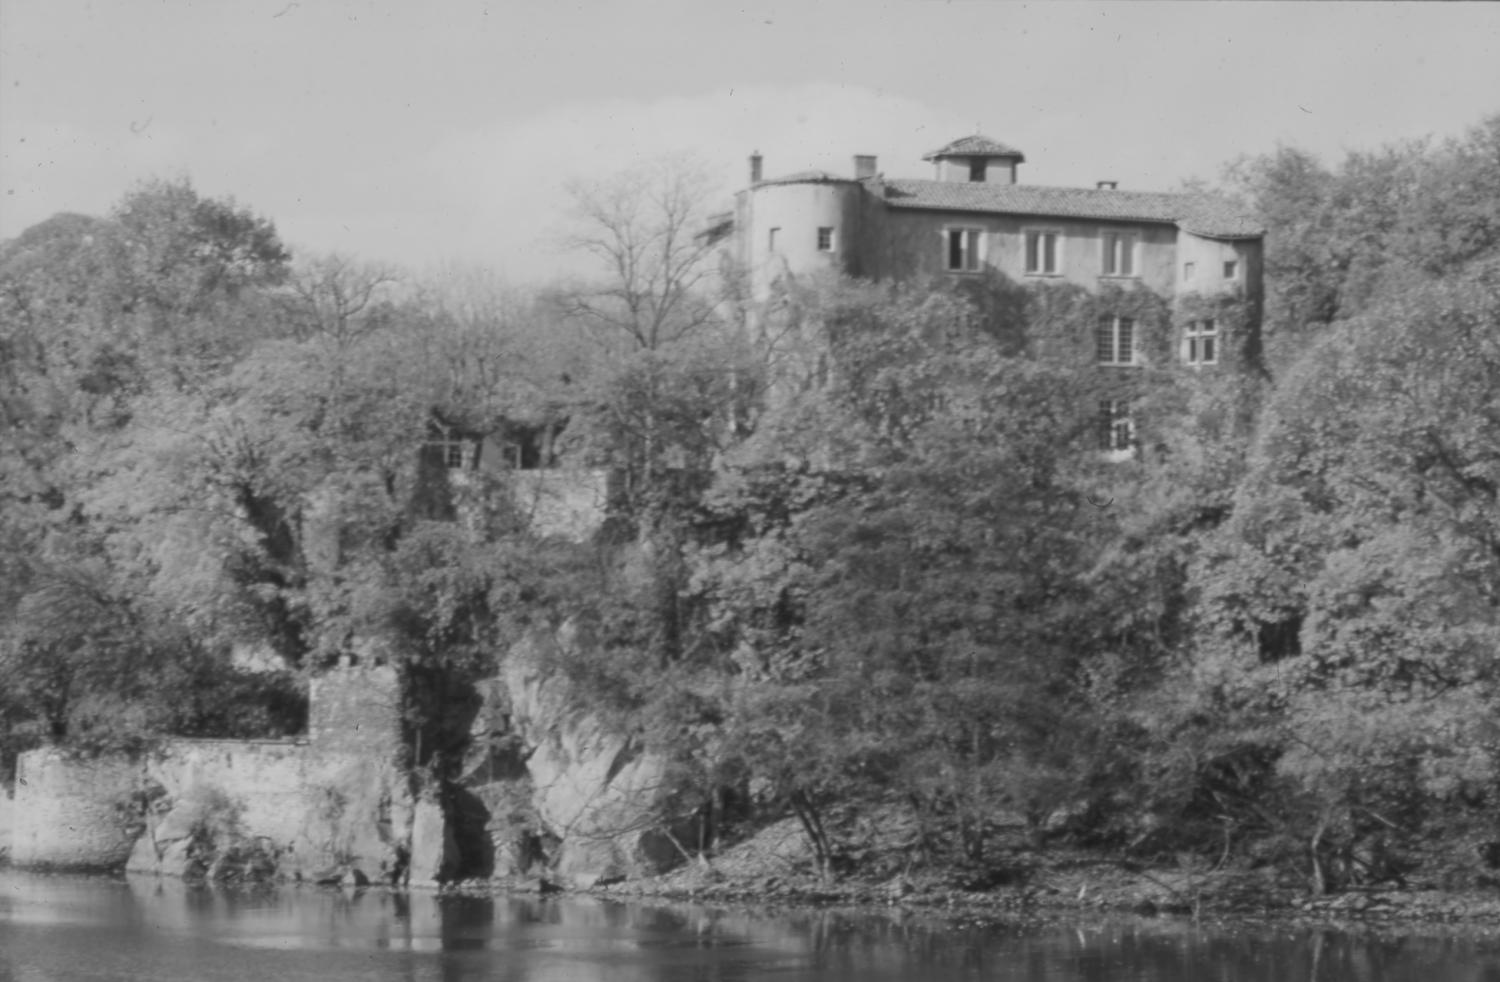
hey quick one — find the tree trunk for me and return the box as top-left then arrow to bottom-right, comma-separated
790,790 -> 833,881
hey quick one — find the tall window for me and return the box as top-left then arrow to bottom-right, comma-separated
1095,316 -> 1137,366
817,227 -> 835,252
768,227 -> 780,251
1184,318 -> 1218,365
1183,261 -> 1196,281
968,159 -> 987,182
1223,259 -> 1239,279
1025,230 -> 1060,275
1101,231 -> 1136,277
946,227 -> 982,271
1098,400 -> 1136,453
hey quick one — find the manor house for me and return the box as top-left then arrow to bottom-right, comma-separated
718,135 -> 1265,451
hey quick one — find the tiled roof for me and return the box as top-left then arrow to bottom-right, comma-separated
880,179 -> 1263,239
923,135 -> 1025,161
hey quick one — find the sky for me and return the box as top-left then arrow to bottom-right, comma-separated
2,1 -> 1497,283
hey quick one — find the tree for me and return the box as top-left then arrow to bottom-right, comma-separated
1190,257 -> 1500,888
556,156 -> 724,353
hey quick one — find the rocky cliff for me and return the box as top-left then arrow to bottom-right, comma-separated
479,628 -> 683,886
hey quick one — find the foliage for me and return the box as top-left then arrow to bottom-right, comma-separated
5,116 -> 1500,894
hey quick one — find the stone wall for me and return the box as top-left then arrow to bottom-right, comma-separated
9,748 -> 143,871
127,738 -> 411,884
7,665 -> 410,880
309,664 -> 405,758
0,790 -> 14,861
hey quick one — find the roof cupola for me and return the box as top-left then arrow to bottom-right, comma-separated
923,134 -> 1025,185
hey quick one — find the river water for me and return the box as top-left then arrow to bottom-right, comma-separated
3,871 -> 1499,981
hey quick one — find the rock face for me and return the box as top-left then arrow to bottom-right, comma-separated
9,749 -> 143,871
487,630 -> 683,886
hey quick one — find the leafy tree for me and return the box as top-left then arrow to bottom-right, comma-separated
1191,257 -> 1500,887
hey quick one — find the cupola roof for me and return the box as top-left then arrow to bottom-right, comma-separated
922,135 -> 1026,162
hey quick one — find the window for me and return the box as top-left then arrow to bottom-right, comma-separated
768,227 -> 780,251
968,159 -> 987,182
946,227 -> 983,272
817,227 -> 835,252
1095,316 -> 1137,366
1098,399 -> 1136,453
429,427 -> 473,470
1025,230 -> 1060,274
1223,260 -> 1239,279
1101,231 -> 1136,277
1183,318 -> 1218,366
1183,261 -> 1196,281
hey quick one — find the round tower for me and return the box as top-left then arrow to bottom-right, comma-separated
736,157 -> 865,299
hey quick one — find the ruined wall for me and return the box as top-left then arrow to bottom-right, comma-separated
0,790 -> 14,861
9,749 -> 143,870
127,738 -> 411,884
8,665 -> 410,881
309,664 -> 404,758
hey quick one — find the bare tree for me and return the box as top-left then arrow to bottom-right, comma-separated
558,156 -> 724,352
284,253 -> 400,346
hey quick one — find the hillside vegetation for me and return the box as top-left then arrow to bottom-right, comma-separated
3,116 -> 1498,895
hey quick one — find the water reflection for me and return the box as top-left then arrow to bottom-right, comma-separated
2,870 -> 1499,981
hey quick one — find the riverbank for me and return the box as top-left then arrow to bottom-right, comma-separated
573,817 -> 1500,926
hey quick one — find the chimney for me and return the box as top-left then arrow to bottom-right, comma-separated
749,152 -> 763,184
1096,180 -> 1119,190
853,154 -> 877,180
